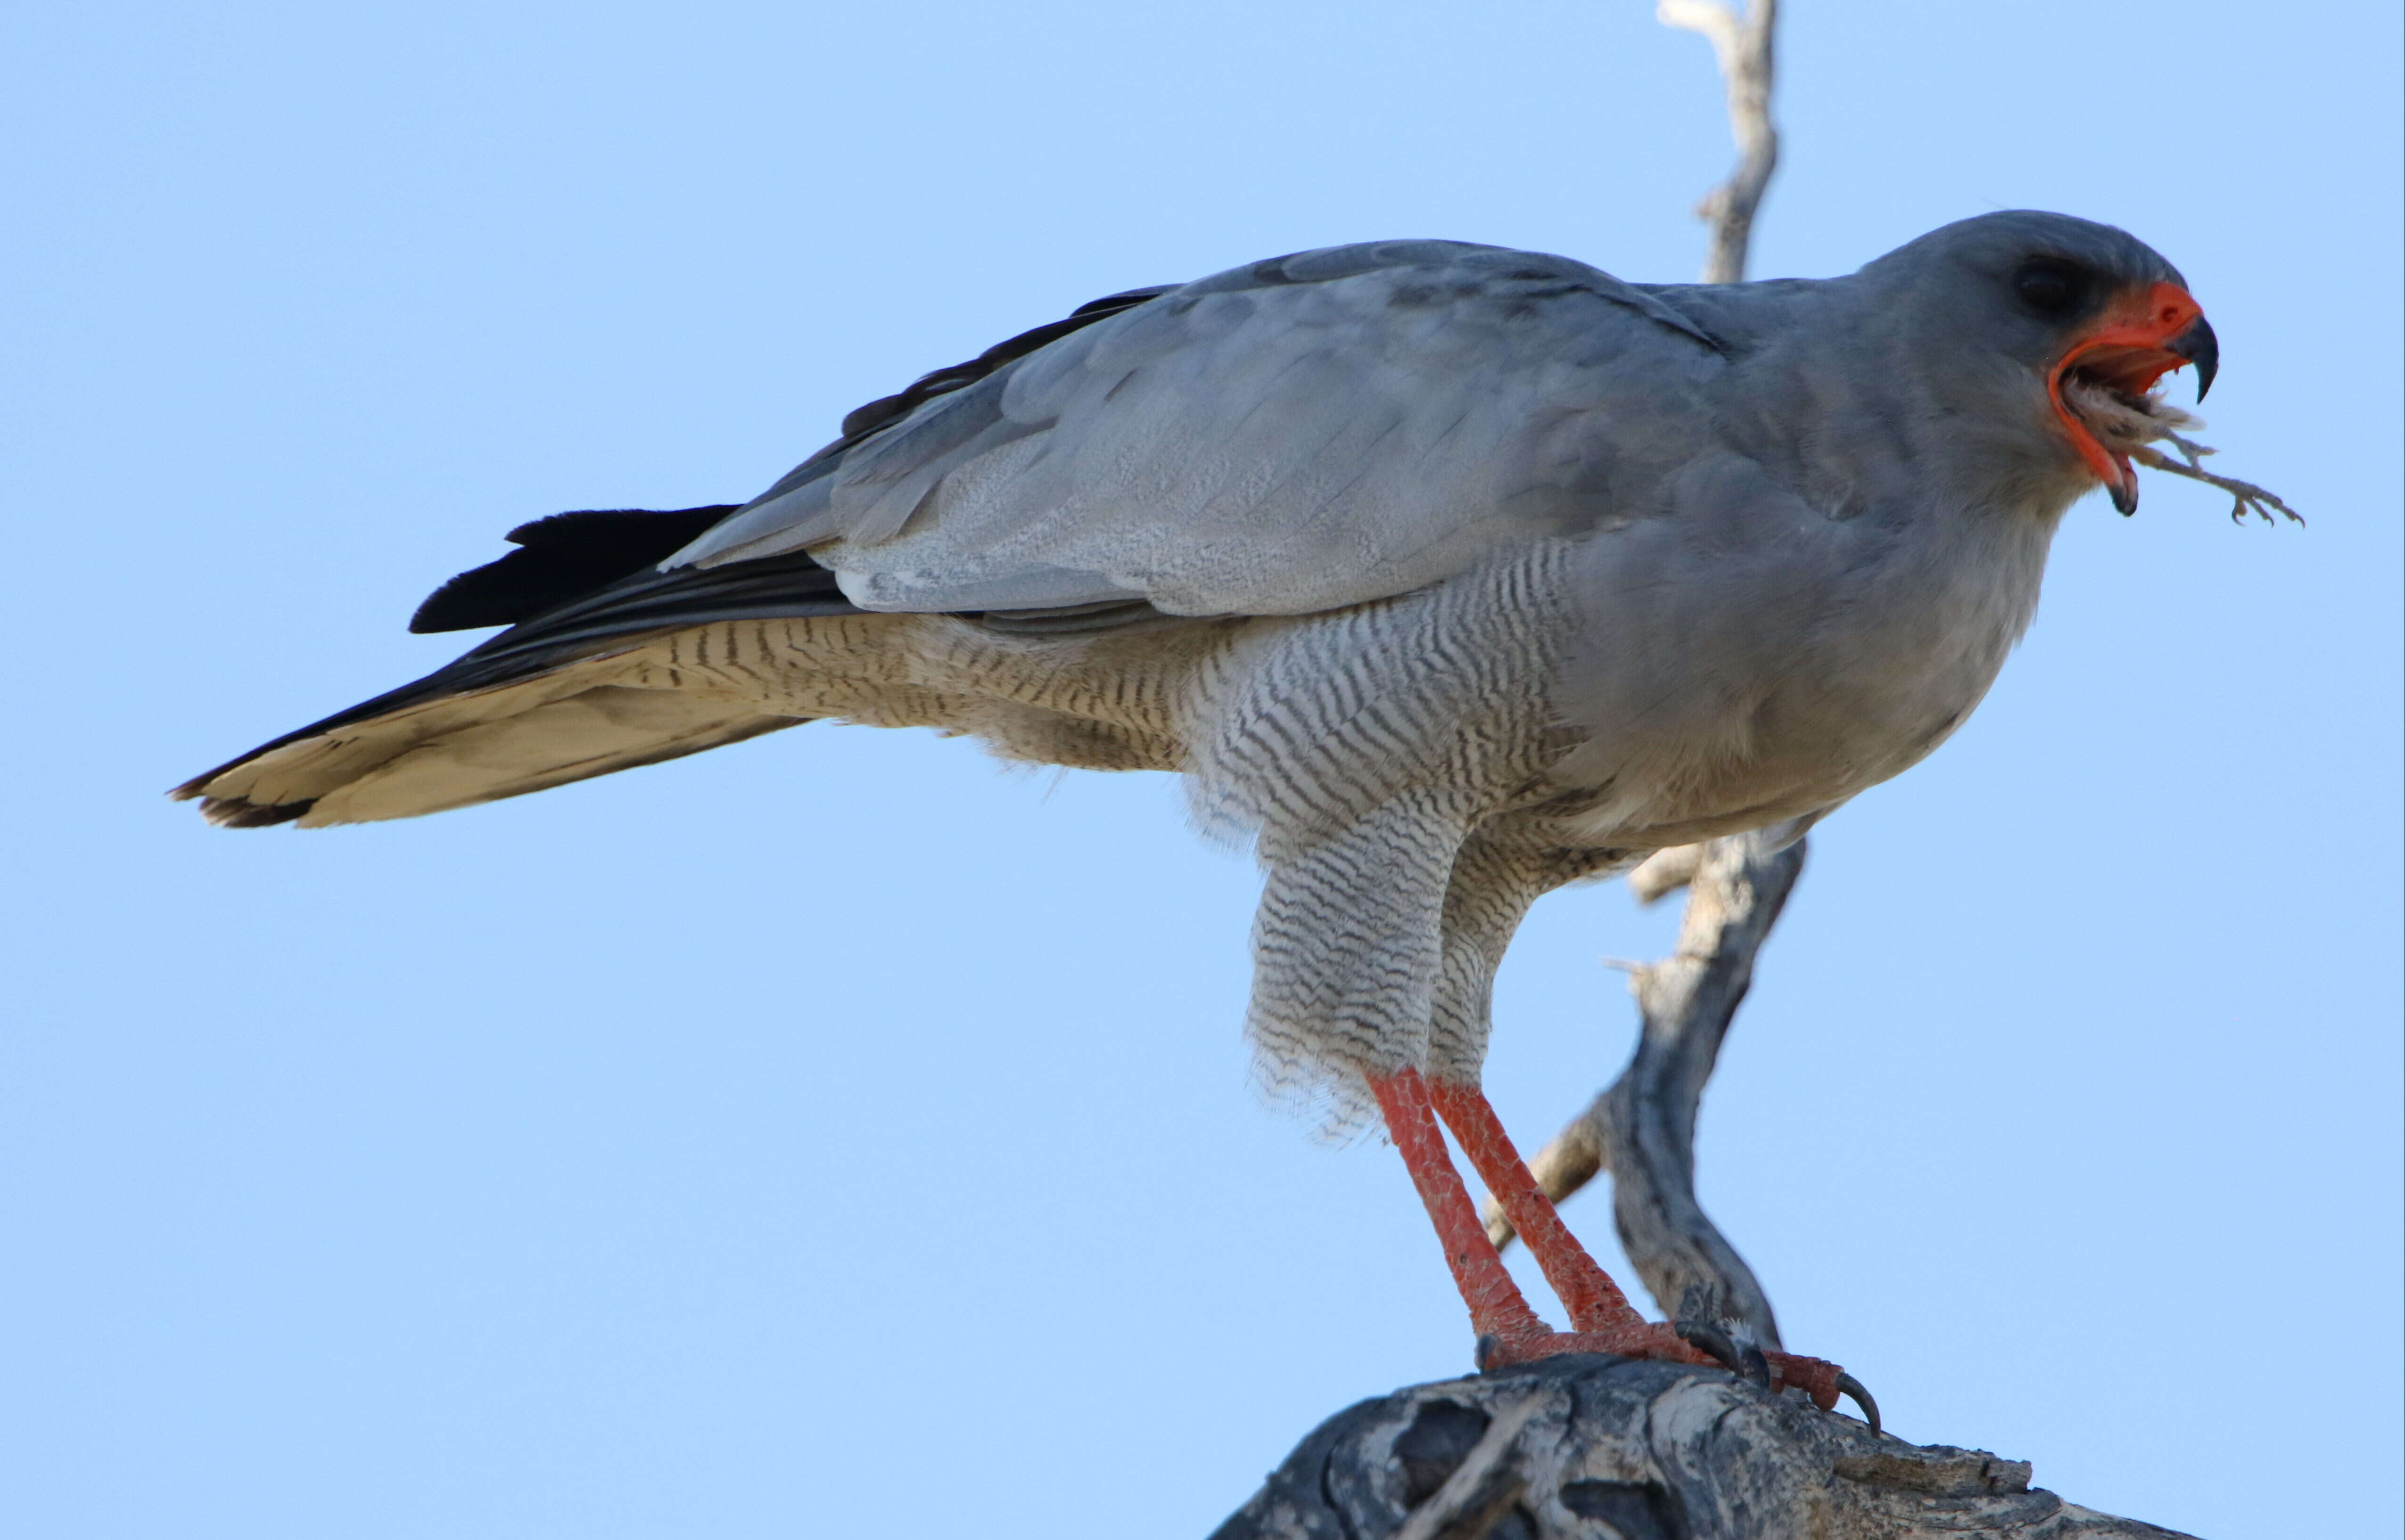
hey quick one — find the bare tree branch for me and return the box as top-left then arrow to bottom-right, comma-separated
1486,831 -> 1803,1346
1213,1353 -> 2198,1540
1659,0 -> 1779,283
1626,842 -> 1706,904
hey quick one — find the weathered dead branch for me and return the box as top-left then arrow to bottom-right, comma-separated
1659,0 -> 1779,283
1485,830 -> 1803,1346
1211,1353 -> 2197,1540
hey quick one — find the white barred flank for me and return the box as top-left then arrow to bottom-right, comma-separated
184,542 -> 1637,1118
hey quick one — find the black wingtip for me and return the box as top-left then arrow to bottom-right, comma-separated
410,506 -> 741,633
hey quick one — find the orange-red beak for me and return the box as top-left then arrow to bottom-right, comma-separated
2049,280 -> 2220,513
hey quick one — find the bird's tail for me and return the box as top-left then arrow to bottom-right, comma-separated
172,656 -> 807,827
173,505 -> 860,827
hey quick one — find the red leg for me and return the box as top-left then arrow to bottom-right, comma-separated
1425,1077 -> 1647,1336
1422,1074 -> 1855,1413
1367,1066 -> 1553,1351
1369,1067 -> 1702,1370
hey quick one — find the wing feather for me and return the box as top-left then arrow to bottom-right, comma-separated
672,242 -> 1724,617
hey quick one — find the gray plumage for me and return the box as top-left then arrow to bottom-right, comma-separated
175,211 -> 2210,1119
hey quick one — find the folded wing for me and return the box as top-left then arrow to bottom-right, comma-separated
176,241 -> 1724,827
675,240 -> 1726,616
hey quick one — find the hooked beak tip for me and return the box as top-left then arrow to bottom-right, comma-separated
2172,314 -> 2219,402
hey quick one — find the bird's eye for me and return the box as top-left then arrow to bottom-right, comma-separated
2012,258 -> 2090,317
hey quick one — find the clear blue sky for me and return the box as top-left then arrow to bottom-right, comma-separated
4,2 -> 2397,1535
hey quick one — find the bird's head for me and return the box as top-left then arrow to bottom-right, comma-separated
1853,211 -> 2217,515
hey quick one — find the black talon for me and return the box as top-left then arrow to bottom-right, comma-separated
1675,1319 -> 1743,1375
1474,1334 -> 1502,1374
1835,1372 -> 1881,1437
1736,1342 -> 1771,1388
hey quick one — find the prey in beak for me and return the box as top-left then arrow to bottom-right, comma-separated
2050,281 -> 2220,514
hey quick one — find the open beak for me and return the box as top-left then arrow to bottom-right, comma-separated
2049,281 -> 2218,514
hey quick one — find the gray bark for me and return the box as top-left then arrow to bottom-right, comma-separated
1485,830 -> 1804,1347
1211,1353 -> 2198,1540
1658,0 -> 1779,284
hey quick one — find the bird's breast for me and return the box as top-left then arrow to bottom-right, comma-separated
1548,485 -> 2057,846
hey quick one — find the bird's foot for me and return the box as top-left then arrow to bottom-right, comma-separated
1670,1319 -> 1880,1435
1475,1321 -> 1880,1435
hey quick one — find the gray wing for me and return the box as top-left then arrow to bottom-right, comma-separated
673,241 -> 1727,617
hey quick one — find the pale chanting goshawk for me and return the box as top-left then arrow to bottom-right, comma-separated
179,212 -> 2222,1425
